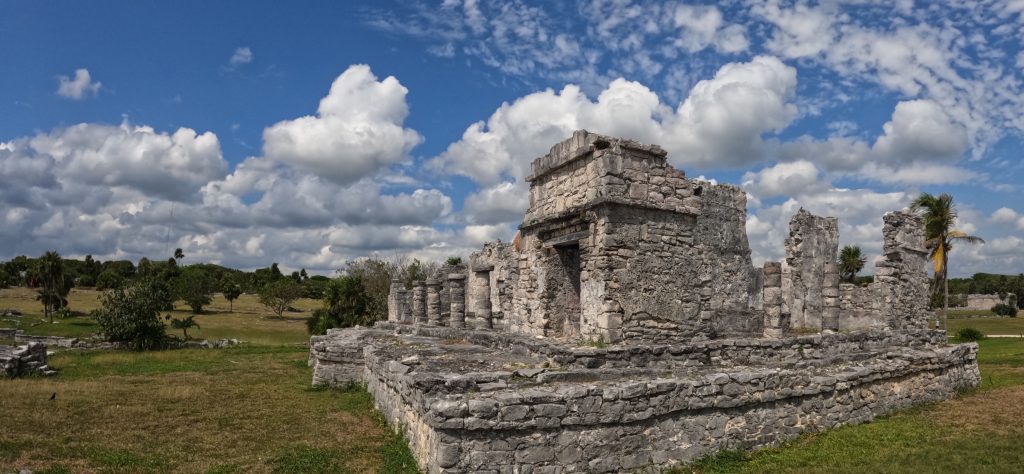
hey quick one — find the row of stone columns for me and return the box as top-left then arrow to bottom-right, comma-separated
389,272 -> 493,330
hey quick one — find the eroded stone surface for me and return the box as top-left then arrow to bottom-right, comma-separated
312,131 -> 978,473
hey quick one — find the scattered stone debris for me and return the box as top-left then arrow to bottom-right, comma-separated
0,308 -> 22,317
1,342 -> 56,377
308,131 -> 979,473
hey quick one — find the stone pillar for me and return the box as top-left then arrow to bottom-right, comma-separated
763,261 -> 789,338
448,274 -> 466,329
397,287 -> 411,323
412,281 -> 427,325
822,262 -> 840,331
426,278 -> 442,326
476,271 -> 492,330
387,278 -> 402,322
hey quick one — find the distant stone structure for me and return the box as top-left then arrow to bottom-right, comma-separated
959,293 -> 1015,311
309,131 -> 980,473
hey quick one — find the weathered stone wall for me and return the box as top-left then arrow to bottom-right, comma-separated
314,323 -> 978,473
782,209 -> 839,331
468,241 -> 518,331
875,211 -> 933,329
1,342 -> 54,378
513,131 -> 758,343
839,283 -> 885,329
961,293 -> 1014,311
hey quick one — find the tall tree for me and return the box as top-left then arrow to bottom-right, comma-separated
35,251 -> 69,323
911,192 -> 985,330
174,248 -> 185,264
838,245 -> 867,283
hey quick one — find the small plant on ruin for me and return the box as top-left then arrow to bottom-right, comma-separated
445,256 -> 463,266
955,327 -> 985,342
992,304 -> 1018,317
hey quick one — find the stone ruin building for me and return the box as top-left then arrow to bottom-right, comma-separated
310,131 -> 980,473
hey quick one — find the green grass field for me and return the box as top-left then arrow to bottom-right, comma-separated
0,287 -> 319,345
4,286 -> 1024,473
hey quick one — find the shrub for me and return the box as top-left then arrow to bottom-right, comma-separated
259,279 -> 304,318
93,280 -> 168,350
172,267 -> 216,313
955,327 -> 985,342
445,256 -> 463,266
306,276 -> 372,335
992,303 -> 1018,317
95,269 -> 125,291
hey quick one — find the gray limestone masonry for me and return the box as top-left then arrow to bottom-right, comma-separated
311,131 -> 980,473
1,342 -> 55,378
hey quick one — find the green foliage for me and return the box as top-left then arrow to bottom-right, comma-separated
172,266 -> 216,313
307,276 -> 373,335
95,269 -> 125,290
838,245 -> 866,283
35,250 -> 69,323
955,326 -> 986,342
992,303 -> 1018,317
169,315 -> 200,339
92,280 -> 168,350
258,279 -> 304,317
222,282 -> 242,312
344,259 -> 396,322
445,256 -> 463,266
0,267 -> 9,288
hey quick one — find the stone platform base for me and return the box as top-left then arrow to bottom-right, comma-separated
309,323 -> 979,473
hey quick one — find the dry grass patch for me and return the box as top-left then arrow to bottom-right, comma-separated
0,346 -> 417,473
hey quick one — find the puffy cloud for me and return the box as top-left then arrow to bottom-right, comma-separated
673,5 -> 749,53
56,68 -> 101,100
263,65 -> 423,185
872,100 -> 968,163
741,160 -> 826,198
431,56 -> 797,183
228,47 -> 253,67
462,182 -> 529,225
1,122 -> 226,201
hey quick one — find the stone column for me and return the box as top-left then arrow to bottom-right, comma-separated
426,278 -> 442,326
476,271 -> 492,330
387,278 -> 402,322
763,261 -> 790,338
448,274 -> 466,329
412,281 -> 427,325
822,263 -> 840,331
397,287 -> 410,323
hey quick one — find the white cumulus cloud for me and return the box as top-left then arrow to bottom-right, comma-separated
56,68 -> 101,100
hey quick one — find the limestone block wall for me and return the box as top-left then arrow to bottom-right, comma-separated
782,208 -> 839,331
839,283 -> 885,329
962,294 -> 1014,310
875,211 -> 933,329
1,342 -> 52,378
513,130 -> 758,343
322,324 -> 979,474
468,242 -> 518,330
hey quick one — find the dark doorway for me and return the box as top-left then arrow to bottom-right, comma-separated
554,243 -> 582,336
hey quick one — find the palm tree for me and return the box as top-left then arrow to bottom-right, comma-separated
838,245 -> 867,283
170,315 -> 200,340
35,251 -> 68,323
910,192 -> 984,330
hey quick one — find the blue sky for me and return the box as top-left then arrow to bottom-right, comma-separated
1,0 -> 1023,276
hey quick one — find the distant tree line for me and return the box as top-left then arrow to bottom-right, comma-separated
946,273 -> 1024,309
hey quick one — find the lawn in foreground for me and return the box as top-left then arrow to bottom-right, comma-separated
0,345 -> 417,473
681,337 -> 1024,473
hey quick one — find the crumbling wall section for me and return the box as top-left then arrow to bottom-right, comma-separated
1,342 -> 53,378
782,209 -> 839,331
874,211 -> 933,329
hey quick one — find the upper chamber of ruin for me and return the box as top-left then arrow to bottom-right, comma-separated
311,131 -> 979,474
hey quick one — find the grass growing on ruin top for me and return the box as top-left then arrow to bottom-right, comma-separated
0,345 -> 418,473
682,336 -> 1024,473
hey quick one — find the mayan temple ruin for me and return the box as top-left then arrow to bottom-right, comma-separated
309,131 -> 980,473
